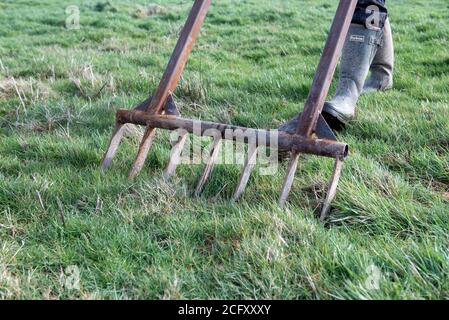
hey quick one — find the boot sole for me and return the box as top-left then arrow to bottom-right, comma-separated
321,111 -> 346,132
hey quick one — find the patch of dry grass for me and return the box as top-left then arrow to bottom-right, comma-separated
68,64 -> 116,99
0,241 -> 22,299
133,4 -> 168,18
0,77 -> 52,102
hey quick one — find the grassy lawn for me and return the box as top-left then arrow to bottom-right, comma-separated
0,0 -> 448,299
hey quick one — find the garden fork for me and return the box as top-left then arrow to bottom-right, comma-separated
101,0 -> 357,220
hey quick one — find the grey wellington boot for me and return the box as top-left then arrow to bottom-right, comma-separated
322,23 -> 384,126
363,18 -> 394,94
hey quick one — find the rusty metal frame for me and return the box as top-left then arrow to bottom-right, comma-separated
101,0 -> 358,220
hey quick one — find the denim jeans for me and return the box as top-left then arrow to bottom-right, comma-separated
352,0 -> 388,29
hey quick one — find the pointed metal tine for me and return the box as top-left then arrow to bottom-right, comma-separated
101,96 -> 155,172
194,136 -> 222,197
279,151 -> 300,207
100,123 -> 127,171
127,0 -> 211,180
129,95 -> 182,180
233,146 -> 258,201
163,131 -> 188,180
320,157 -> 344,221
128,127 -> 157,180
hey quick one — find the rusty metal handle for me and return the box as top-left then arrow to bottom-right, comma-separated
146,0 -> 211,115
297,0 -> 358,137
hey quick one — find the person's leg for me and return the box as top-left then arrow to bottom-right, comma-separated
319,0 -> 392,130
279,1 -> 391,134
363,17 -> 394,93
321,24 -> 383,127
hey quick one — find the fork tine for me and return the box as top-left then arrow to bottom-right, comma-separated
101,96 -> 155,172
128,127 -> 157,180
320,157 -> 344,221
100,123 -> 127,171
163,131 -> 188,179
279,151 -> 300,207
233,146 -> 258,201
194,136 -> 222,196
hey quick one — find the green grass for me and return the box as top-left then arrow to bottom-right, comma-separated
0,0 -> 448,299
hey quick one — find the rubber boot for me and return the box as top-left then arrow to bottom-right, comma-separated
321,23 -> 384,127
279,24 -> 385,135
363,18 -> 394,94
